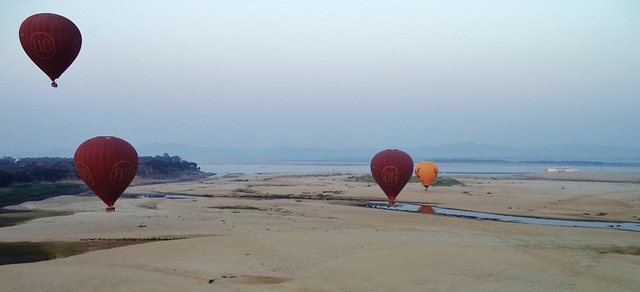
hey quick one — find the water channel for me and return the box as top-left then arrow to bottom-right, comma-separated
367,201 -> 640,232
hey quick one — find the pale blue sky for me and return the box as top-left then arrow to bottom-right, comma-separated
2,1 -> 639,156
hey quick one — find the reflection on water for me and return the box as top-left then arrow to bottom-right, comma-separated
367,201 -> 640,232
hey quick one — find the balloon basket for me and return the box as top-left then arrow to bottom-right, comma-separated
388,201 -> 396,206
105,207 -> 115,212
51,81 -> 58,87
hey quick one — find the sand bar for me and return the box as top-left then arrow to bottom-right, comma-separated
1,172 -> 639,291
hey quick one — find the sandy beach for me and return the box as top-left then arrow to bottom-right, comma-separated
1,172 -> 639,291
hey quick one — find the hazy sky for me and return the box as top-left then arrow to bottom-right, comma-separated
2,1 -> 639,156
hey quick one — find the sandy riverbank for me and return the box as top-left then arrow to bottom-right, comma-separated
1,172 -> 639,291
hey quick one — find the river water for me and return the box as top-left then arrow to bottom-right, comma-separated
199,161 -> 640,177
367,201 -> 640,232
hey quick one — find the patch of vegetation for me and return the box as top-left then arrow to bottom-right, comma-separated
0,242 -> 55,265
80,237 -> 189,241
346,174 -> 462,186
595,246 -> 640,256
252,184 -> 291,187
0,209 -> 73,228
0,157 -> 79,187
0,182 -> 85,208
0,237 -> 189,266
322,190 -> 341,194
431,177 -> 463,186
347,174 -> 376,183
233,188 -> 256,194
138,153 -> 209,178
210,206 -> 267,211
0,154 -> 208,188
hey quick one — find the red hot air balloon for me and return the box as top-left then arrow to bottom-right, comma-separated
19,13 -> 82,87
74,136 -> 138,212
370,149 -> 414,205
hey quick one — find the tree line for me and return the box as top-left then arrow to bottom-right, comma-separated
0,154 -> 203,188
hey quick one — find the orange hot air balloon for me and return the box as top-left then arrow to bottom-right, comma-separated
74,136 -> 138,212
19,13 -> 82,87
370,149 -> 414,205
415,161 -> 438,189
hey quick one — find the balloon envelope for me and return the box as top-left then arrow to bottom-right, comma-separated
19,13 -> 82,87
370,149 -> 414,203
415,161 -> 438,189
74,136 -> 138,210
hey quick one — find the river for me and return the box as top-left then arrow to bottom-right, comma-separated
198,161 -> 640,177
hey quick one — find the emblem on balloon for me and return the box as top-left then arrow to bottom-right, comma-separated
381,166 -> 400,185
75,161 -> 94,187
111,161 -> 136,186
30,32 -> 56,59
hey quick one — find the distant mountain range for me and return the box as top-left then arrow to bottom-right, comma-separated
6,143 -> 640,164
